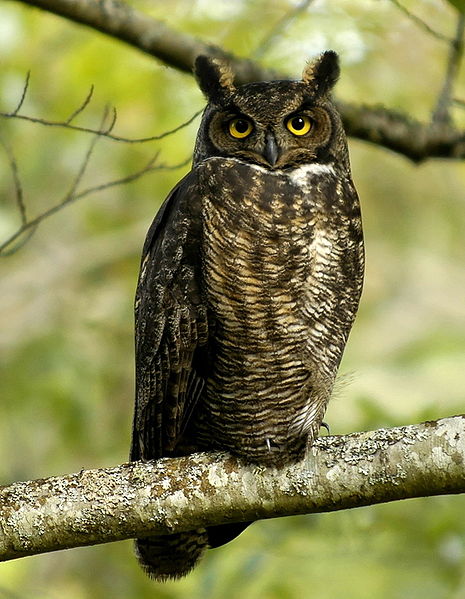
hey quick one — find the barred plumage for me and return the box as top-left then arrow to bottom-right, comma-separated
131,51 -> 364,580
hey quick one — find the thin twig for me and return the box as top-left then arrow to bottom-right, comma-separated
10,71 -> 31,115
0,148 -> 190,257
253,0 -> 315,59
74,154 -> 190,201
1,72 -> 202,141
0,136 -> 26,225
0,107 -> 111,256
389,0 -> 451,43
432,12 -> 465,124
65,85 -> 94,124
0,76 -> 199,256
0,227 -> 38,257
0,106 -> 203,143
0,105 -> 111,256
64,104 -> 111,202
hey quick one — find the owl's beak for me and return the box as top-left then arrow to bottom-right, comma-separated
263,132 -> 279,167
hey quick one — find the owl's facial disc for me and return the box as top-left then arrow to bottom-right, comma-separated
205,97 -> 335,170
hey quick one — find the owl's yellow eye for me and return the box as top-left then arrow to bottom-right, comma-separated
286,115 -> 312,136
228,118 -> 253,139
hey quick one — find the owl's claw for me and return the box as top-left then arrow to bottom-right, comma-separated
265,438 -> 272,452
320,422 -> 330,434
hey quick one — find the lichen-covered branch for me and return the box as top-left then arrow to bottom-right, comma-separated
8,0 -> 465,162
1,416 -> 464,563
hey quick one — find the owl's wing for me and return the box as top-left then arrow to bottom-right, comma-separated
131,170 -> 208,462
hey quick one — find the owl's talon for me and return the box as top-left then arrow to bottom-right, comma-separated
320,422 -> 330,434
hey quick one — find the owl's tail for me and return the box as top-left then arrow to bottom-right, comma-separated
135,530 -> 208,581
135,522 -> 251,580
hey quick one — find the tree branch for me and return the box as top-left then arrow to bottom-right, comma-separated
432,12 -> 465,124
10,0 -> 280,83
1,415 -> 464,563
8,0 -> 465,162
336,100 -> 465,161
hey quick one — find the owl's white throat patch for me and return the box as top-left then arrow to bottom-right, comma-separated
213,158 -> 336,182
289,163 -> 336,188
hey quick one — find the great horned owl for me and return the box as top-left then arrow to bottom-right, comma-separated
131,51 -> 364,580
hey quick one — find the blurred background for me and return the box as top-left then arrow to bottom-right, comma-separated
0,1 -> 464,597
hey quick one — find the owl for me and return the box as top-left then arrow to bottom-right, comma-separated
130,51 -> 364,580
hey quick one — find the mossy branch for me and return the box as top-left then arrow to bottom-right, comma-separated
1,415 -> 464,563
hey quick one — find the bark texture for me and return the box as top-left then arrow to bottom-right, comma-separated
0,416 -> 464,563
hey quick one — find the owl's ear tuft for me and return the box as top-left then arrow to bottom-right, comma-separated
194,55 -> 236,104
302,51 -> 340,97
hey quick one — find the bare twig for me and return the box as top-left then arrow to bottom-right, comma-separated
389,0 -> 451,43
253,0 -> 315,59
0,148 -> 190,257
0,106 -> 110,256
73,153 -> 190,201
0,72 -> 199,256
0,136 -> 26,225
65,104 -> 112,198
1,69 -> 202,142
0,228 -> 38,257
65,84 -> 94,124
10,71 -> 31,116
432,13 -> 465,124
0,103 -> 190,256
0,105 -> 203,143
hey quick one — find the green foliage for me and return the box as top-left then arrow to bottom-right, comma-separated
446,0 -> 465,14
0,1 -> 464,598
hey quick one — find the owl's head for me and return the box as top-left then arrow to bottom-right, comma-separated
193,52 -> 348,171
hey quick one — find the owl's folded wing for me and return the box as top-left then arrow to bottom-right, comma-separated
131,170 -> 208,461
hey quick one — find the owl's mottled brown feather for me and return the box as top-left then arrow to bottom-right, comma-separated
197,158 -> 363,465
131,172 -> 208,463
131,51 -> 364,580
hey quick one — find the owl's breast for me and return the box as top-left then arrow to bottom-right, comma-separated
195,158 -> 362,464
199,158 -> 345,324
200,159 -> 314,339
